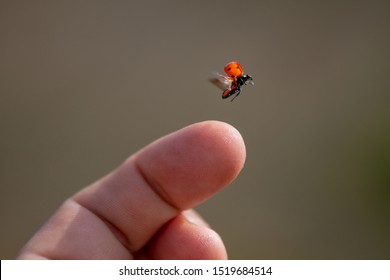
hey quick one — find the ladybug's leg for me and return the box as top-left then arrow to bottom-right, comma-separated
230,87 -> 241,102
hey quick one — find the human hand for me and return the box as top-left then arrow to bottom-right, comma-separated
17,121 -> 246,259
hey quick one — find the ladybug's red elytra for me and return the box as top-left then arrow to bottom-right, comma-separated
218,61 -> 254,101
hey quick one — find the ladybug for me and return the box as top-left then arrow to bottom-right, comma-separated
216,61 -> 254,101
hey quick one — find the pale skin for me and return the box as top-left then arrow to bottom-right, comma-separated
17,121 -> 246,259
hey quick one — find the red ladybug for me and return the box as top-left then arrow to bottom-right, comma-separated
217,61 -> 254,101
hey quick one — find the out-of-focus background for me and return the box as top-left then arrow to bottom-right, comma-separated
1,0 -> 389,259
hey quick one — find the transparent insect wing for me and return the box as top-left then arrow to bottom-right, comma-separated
212,71 -> 233,89
215,72 -> 232,85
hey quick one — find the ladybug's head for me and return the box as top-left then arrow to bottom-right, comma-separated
224,61 -> 244,78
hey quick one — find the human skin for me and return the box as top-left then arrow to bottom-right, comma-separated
17,121 -> 246,259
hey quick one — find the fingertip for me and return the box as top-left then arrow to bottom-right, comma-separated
135,120 -> 246,210
205,120 -> 246,181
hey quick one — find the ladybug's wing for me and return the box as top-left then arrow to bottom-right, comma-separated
222,88 -> 233,99
216,73 -> 233,87
210,72 -> 233,90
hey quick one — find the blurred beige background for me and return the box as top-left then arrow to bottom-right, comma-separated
1,1 -> 389,259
